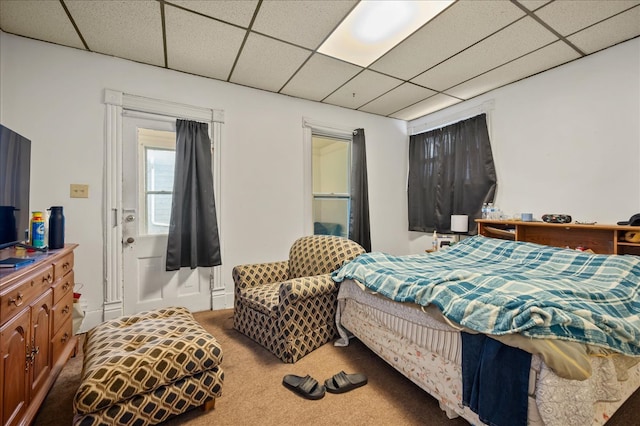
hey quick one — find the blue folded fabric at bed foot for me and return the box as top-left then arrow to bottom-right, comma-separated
461,332 -> 531,426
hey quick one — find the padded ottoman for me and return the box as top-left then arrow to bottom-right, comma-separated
73,307 -> 224,426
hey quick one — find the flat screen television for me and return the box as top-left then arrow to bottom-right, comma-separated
0,124 -> 31,249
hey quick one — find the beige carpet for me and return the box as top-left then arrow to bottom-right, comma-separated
34,309 -> 639,425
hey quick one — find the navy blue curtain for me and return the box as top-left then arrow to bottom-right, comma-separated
166,120 -> 221,270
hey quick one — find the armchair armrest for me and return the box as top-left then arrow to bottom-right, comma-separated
278,274 -> 339,306
232,260 -> 290,290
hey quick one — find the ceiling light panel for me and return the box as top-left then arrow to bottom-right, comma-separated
168,0 -> 259,27
444,41 -> 580,100
567,6 -> 640,54
534,0 -> 638,36
165,5 -> 246,80
281,54 -> 363,101
322,70 -> 403,109
230,33 -> 311,92
253,0 -> 357,49
391,93 -> 461,121
411,17 -> 558,91
318,0 -> 454,67
358,83 -> 437,116
65,0 -> 164,66
0,0 -> 85,49
370,0 -> 525,80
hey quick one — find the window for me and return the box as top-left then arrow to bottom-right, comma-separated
137,128 -> 176,235
407,113 -> 496,235
312,134 -> 351,237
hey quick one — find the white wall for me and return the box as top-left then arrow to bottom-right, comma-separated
0,33 -> 409,329
408,38 -> 640,253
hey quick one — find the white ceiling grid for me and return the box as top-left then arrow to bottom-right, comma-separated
0,0 -> 638,120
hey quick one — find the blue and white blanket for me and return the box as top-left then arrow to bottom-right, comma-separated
332,236 -> 640,356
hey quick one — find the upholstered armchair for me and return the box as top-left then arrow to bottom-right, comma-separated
233,235 -> 365,363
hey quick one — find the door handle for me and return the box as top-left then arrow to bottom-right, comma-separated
126,237 -> 135,244
125,215 -> 135,222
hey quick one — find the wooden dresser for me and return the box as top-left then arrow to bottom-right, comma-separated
0,244 -> 78,426
477,219 -> 640,256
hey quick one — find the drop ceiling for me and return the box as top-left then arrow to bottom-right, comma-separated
1,0 -> 638,121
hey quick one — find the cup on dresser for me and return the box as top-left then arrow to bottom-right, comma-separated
521,213 -> 533,222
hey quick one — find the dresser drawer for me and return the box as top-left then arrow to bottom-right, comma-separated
53,252 -> 74,281
0,265 -> 54,325
51,316 -> 73,366
52,290 -> 73,334
52,270 -> 74,305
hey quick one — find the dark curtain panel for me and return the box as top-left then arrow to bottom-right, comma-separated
349,128 -> 372,252
407,114 -> 496,235
166,119 -> 222,271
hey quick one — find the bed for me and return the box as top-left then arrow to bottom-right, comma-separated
332,235 -> 640,426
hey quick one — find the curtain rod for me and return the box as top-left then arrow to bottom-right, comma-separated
408,100 -> 494,135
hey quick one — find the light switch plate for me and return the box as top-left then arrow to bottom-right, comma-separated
70,184 -> 89,198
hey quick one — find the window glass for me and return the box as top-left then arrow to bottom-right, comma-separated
312,135 -> 350,237
138,129 -> 176,235
145,148 -> 174,234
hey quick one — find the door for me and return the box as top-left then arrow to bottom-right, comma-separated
121,114 -> 212,315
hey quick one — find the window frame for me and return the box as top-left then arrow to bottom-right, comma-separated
302,118 -> 354,237
311,134 -> 351,237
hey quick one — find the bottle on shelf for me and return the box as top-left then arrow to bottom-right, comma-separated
482,203 -> 488,219
30,211 -> 46,248
432,230 -> 438,251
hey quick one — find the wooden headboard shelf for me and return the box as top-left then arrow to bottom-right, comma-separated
476,219 -> 640,256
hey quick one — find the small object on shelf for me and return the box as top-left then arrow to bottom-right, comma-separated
541,214 -> 572,224
432,230 -> 438,251
617,213 -> 640,226
0,257 -> 36,268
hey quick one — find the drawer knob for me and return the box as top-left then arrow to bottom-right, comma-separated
62,305 -> 70,314
63,282 -> 70,291
43,273 -> 53,284
61,332 -> 69,343
9,293 -> 24,307
63,262 -> 70,270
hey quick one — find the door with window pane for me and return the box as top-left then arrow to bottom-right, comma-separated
312,135 -> 350,237
121,115 -> 211,315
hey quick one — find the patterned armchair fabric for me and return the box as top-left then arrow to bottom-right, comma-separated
233,235 -> 365,363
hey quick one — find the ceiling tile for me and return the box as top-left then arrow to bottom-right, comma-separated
445,41 -> 580,100
168,0 -> 258,27
568,6 -> 640,54
230,33 -> 311,92
65,0 -> 164,66
0,0 -> 85,49
165,5 -> 246,80
322,70 -> 403,109
359,83 -> 437,116
369,1 -> 525,80
411,17 -> 559,91
280,54 -> 362,101
390,94 -> 462,121
515,1 -> 552,12
534,0 -> 638,37
252,0 -> 357,49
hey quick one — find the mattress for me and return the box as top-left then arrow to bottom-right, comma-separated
336,279 -> 640,426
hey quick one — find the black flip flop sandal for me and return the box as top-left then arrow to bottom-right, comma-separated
282,374 -> 326,400
324,371 -> 368,394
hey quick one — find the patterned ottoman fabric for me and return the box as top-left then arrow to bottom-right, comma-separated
233,235 -> 365,363
73,307 -> 224,426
